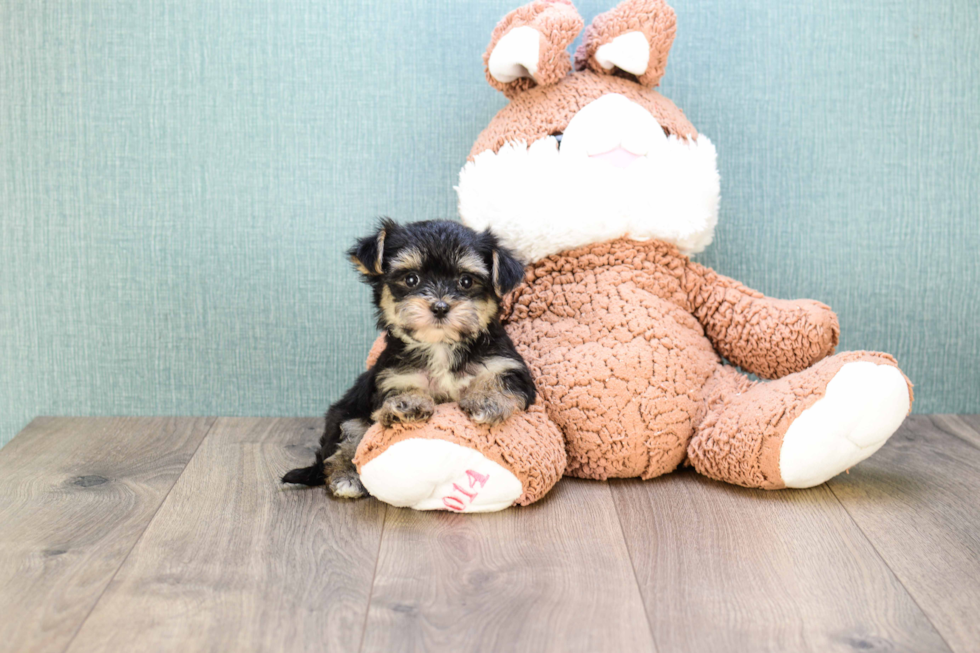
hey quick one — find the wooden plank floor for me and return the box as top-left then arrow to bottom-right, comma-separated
0,415 -> 977,653
0,418 -> 214,653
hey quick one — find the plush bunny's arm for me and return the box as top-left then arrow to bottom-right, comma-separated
684,261 -> 840,379
365,332 -> 388,369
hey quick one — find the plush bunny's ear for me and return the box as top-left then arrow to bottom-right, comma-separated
574,0 -> 676,88
348,218 -> 396,277
484,0 -> 584,99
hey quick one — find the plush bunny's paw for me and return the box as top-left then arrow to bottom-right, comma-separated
779,361 -> 911,488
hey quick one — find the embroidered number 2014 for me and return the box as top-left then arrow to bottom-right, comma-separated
442,469 -> 490,511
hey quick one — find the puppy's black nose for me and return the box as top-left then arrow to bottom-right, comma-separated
431,301 -> 450,318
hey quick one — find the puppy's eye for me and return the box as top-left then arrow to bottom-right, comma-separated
404,273 -> 420,288
459,275 -> 473,290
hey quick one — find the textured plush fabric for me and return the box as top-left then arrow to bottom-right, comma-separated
484,0 -> 584,98
503,239 -> 720,479
501,237 -> 905,485
359,238 -> 913,495
351,0 -> 919,510
354,401 -> 566,506
690,350 -> 911,489
1,0 -> 978,448
686,263 -> 840,379
575,0 -> 677,88
469,73 -> 696,158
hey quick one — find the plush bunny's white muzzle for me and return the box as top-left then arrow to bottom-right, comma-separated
559,93 -> 667,167
458,93 -> 721,264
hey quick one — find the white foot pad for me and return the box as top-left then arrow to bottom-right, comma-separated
779,362 -> 910,488
358,438 -> 523,512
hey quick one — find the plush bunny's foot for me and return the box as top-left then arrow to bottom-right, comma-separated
778,361 -> 910,488
690,351 -> 912,490
359,439 -> 523,512
354,402 -> 566,512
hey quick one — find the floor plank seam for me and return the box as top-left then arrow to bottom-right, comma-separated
932,415 -> 980,453
824,483 -> 956,653
356,503 -> 388,653
57,417 -> 219,653
608,482 -> 660,653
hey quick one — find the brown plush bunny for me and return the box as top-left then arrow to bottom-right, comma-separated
352,0 -> 912,512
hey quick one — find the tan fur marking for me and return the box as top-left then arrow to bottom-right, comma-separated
390,247 -> 424,272
468,355 -> 523,378
351,255 -> 372,276
379,286 -> 399,328
491,250 -> 502,297
474,297 -> 499,332
376,370 -> 429,396
383,286 -> 494,345
458,251 -> 490,277
374,229 -> 386,274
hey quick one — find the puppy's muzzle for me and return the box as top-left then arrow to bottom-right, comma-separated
430,301 -> 450,319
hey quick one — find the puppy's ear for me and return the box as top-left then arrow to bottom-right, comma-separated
349,218 -> 397,278
482,232 -> 525,297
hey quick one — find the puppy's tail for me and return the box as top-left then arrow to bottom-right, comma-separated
281,455 -> 326,487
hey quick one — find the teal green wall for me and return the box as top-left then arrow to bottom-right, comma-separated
2,0 -> 978,446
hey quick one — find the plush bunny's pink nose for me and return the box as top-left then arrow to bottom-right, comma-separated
590,146 -> 642,168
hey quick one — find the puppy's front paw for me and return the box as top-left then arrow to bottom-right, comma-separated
328,470 -> 368,499
372,393 -> 435,427
460,391 -> 520,426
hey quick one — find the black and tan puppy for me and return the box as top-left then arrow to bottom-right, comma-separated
282,219 -> 536,498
